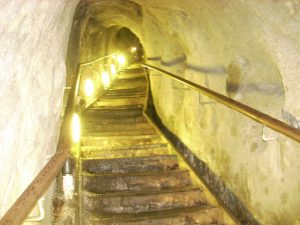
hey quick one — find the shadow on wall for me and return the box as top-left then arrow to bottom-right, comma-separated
147,55 -> 226,74
147,55 -> 284,99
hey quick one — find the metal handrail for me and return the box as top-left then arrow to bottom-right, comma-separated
142,63 -> 300,143
0,53 -> 116,225
75,52 -> 117,98
80,52 -> 116,66
77,52 -> 121,109
24,198 -> 45,222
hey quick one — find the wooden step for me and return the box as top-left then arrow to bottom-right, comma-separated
83,115 -> 147,125
84,206 -> 223,225
82,170 -> 192,193
83,187 -> 206,214
81,135 -> 166,147
102,92 -> 146,99
115,73 -> 146,80
84,106 -> 143,118
116,76 -> 146,84
93,97 -> 145,108
81,145 -> 170,159
82,122 -> 153,133
119,67 -> 145,75
83,129 -> 157,137
82,155 -> 178,174
105,85 -> 145,92
111,80 -> 146,90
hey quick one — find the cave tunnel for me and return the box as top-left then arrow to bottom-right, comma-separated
0,1 -> 300,225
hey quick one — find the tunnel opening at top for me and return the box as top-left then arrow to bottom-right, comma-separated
113,27 -> 144,65
66,0 -> 145,86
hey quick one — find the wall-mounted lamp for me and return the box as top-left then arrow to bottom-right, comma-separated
84,79 -> 94,97
131,46 -> 137,53
110,64 -> 117,76
102,71 -> 111,89
117,54 -> 126,66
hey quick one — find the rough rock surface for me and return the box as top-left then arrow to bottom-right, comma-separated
0,0 -> 80,219
140,2 -> 300,225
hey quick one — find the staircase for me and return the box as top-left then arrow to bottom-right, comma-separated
77,66 -> 226,225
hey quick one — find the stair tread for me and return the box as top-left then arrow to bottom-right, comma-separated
110,81 -> 146,90
82,122 -> 153,132
81,146 -> 170,159
83,187 -> 206,214
82,169 -> 189,177
98,94 -> 146,99
83,130 -> 157,136
104,90 -> 145,96
84,186 -> 201,197
81,136 -> 167,148
84,104 -> 143,110
84,105 -> 143,114
84,205 -> 223,225
82,155 -> 178,174
83,116 -> 147,124
83,128 -> 154,134
86,104 -> 144,109
82,170 -> 191,193
120,67 -> 144,73
116,76 -> 146,82
81,143 -> 168,150
105,86 -> 145,92
82,154 -> 177,163
93,97 -> 146,108
81,134 -> 162,140
117,74 -> 145,80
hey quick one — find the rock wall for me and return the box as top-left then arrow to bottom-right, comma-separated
0,0 -> 79,219
138,1 -> 300,225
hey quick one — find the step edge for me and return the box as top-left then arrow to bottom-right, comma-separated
84,205 -> 219,222
83,186 -> 203,198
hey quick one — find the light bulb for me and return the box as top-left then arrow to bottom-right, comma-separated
117,54 -> 126,66
102,71 -> 110,89
84,79 -> 94,97
110,64 -> 117,76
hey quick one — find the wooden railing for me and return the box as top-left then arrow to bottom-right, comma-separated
142,63 -> 300,143
0,53 -> 117,225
